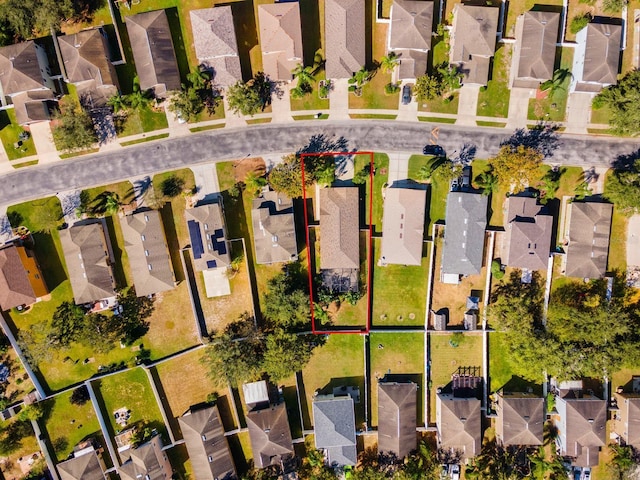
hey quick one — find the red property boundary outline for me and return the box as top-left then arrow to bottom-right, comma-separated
300,151 -> 375,335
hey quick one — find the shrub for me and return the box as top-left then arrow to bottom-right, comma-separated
570,14 -> 591,34
491,260 -> 505,280
384,82 -> 400,95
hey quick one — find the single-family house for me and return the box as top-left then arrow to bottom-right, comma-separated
246,402 -> 294,469
251,191 -> 297,264
442,191 -> 487,278
325,0 -> 366,79
0,243 -> 47,311
57,446 -> 106,480
313,394 -> 357,467
320,187 -> 360,293
564,201 -> 612,279
179,405 -> 236,480
378,381 -> 417,458
258,2 -> 303,81
120,210 -> 175,297
118,435 -> 173,480
555,387 -> 606,467
511,11 -> 560,89
613,381 -> 640,448
125,10 -> 181,96
380,188 -> 426,266
572,21 -> 622,93
450,4 -> 499,86
388,0 -> 434,80
58,28 -> 119,108
502,196 -> 553,271
190,7 -> 242,87
59,220 -> 116,307
495,392 -> 544,446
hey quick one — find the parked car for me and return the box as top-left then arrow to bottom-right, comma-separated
449,464 -> 460,480
402,84 -> 412,105
423,145 -> 445,156
450,176 -> 460,191
582,468 -> 591,480
461,165 -> 471,187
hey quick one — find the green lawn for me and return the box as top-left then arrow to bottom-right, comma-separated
528,48 -> 572,122
608,206 -> 628,272
369,332 -> 425,426
290,75 -> 331,112
372,239 -> 429,327
419,35 -> 460,115
0,109 -> 37,160
428,333 -> 483,423
477,46 -> 511,118
349,71 -> 400,110
471,159 -> 508,227
166,444 -> 194,480
407,155 -> 449,230
488,332 -> 542,395
117,107 -> 169,138
353,153 -> 389,234
504,0 -> 564,37
120,133 -> 169,146
590,103 -> 612,126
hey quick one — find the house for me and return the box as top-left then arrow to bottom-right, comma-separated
555,387 -> 606,467
502,196 -> 553,271
185,203 -> 231,298
251,191 -> 298,264
118,435 -> 173,480
325,0 -> 366,79
388,0 -> 434,80
380,188 -> 426,266
613,379 -> 640,448
125,10 -> 181,96
120,210 -> 175,297
572,21 -> 622,93
313,394 -> 357,466
378,381 -> 417,458
190,7 -> 242,87
258,2 -> 303,81
320,187 -> 360,293
58,28 -> 119,108
442,192 -> 487,278
495,392 -> 544,446
0,243 -> 47,311
450,4 -> 499,86
57,447 -> 106,480
179,405 -> 236,480
511,11 -> 560,89
59,220 -> 116,307
564,202 -> 613,279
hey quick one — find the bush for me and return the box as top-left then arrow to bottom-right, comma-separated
570,14 -> 591,34
384,82 -> 400,95
491,260 -> 505,280
603,0 -> 626,12
70,385 -> 90,406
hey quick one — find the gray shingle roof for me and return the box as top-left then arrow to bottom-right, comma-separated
120,210 -> 175,297
258,2 -> 303,81
565,202 -> 612,279
436,394 -> 482,458
57,449 -> 105,480
12,89 -> 56,125
0,41 -> 45,96
251,191 -> 298,264
185,203 -> 231,272
118,436 -> 172,480
513,11 -> 559,88
378,382 -> 417,458
496,393 -> 544,446
0,245 -> 37,311
313,396 -> 357,466
320,188 -> 360,270
557,396 -> 606,467
389,0 -> 433,52
246,403 -> 294,469
58,28 -> 118,87
613,393 -> 640,448
579,22 -> 621,88
396,49 -> 429,79
381,188 -> 426,266
325,0 -> 366,79
442,192 -> 487,276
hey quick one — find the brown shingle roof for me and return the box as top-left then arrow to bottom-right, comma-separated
58,28 -> 118,88
0,41 -> 44,96
557,396 -> 606,467
378,382 -> 417,458
0,244 -> 37,311
185,203 -> 231,272
496,393 -> 544,446
396,49 -> 429,79
381,188 -> 426,266
325,0 -> 366,79
251,191 -> 298,264
613,393 -> 640,448
246,403 -> 294,469
389,0 -> 433,52
436,394 -> 482,458
258,3 -> 303,81
320,187 -> 360,270
118,436 -> 172,480
12,89 -> 56,125
565,202 -> 612,278
513,11 -> 559,88
57,449 -> 105,480
579,22 -> 621,88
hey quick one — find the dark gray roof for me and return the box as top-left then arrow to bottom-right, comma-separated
185,203 -> 231,271
0,41 -> 45,96
381,187 -> 426,266
557,396 -> 606,467
442,192 -> 487,275
579,22 -> 621,89
251,191 -> 297,264
565,202 -> 612,278
12,89 -> 56,125
378,382 -> 417,458
496,393 -> 544,446
118,436 -> 172,480
436,394 -> 482,458
320,188 -> 360,270
389,0 -> 433,51
58,449 -> 105,480
325,0 -> 366,78
313,396 -> 357,466
179,406 -> 236,480
0,244 -> 37,311
125,10 -> 181,96
58,28 -> 118,88
513,11 -> 559,88
246,403 -> 294,469
396,49 -> 429,80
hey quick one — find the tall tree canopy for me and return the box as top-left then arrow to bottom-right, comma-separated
604,159 -> 640,214
593,67 -> 640,135
52,100 -> 97,153
488,145 -> 543,193
1,0 -> 73,38
262,270 -> 311,328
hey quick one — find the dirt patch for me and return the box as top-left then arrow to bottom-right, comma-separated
233,157 -> 266,183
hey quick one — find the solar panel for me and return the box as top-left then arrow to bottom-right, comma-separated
206,260 -> 217,268
212,228 -> 227,255
188,220 -> 204,259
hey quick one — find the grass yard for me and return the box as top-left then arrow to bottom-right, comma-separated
353,153 -> 389,234
166,444 -> 193,480
300,335 -> 366,428
528,48 -> 572,122
116,107 -> 169,139
369,332 -> 425,426
621,0 -> 640,73
348,71 -> 401,110
152,168 -> 196,249
608,207 -> 628,272
477,46 -> 511,118
471,159 -> 508,227
428,332 -> 483,423
290,74 -> 331,112
120,133 -> 170,146
193,103 -> 226,123
488,332 -> 542,395
0,109 -> 37,160
42,389 -> 102,461
590,103 -> 612,126
504,0 -> 564,37
565,0 -> 615,42
0,418 -> 40,480
419,34 -> 460,115
372,239 -> 429,327
407,155 -> 449,230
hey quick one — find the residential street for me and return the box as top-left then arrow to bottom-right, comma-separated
2,120 -> 640,207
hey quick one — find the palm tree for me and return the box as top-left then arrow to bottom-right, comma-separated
541,68 -> 573,95
125,76 -> 153,111
107,94 -> 127,114
244,172 -> 267,197
348,67 -> 373,95
475,171 -> 498,196
187,68 -> 211,90
292,63 -> 315,86
91,191 -> 122,216
379,52 -> 400,73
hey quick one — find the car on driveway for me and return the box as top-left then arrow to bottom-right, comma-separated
423,145 -> 445,156
461,165 -> 471,187
402,84 -> 412,104
582,468 -> 591,480
449,464 -> 460,480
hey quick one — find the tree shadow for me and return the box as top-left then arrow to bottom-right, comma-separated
500,123 -> 561,159
612,148 -> 640,170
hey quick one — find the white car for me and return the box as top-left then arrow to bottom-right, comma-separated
582,468 -> 591,480
449,464 -> 460,480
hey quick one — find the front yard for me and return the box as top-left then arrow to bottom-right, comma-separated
116,106 -> 169,139
354,153 -> 389,234
407,155 -> 449,230
0,109 -> 37,161
477,46 -> 511,118
528,48 -> 573,122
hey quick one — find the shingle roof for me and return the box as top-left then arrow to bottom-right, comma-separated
614,393 -> 640,448
59,221 -> 116,305
0,245 -> 37,311
378,382 -> 417,458
496,394 -> 544,446
251,191 -> 298,264
179,406 -> 236,480
0,41 -> 44,96
396,49 -> 429,79
246,403 -> 294,469
313,396 -> 357,466
565,202 -> 612,279
258,3 -> 303,81
325,0 -> 366,79
381,188 -> 426,266
558,397 -> 606,467
442,192 -> 487,276
120,210 -> 174,297
320,188 -> 360,270
185,203 -> 231,272
389,0 -> 433,51
57,449 -> 105,480
450,5 -> 499,85
125,10 -> 181,95
436,395 -> 482,458
513,11 -> 559,88
12,89 -> 56,125
118,436 -> 172,480
580,22 -> 621,87
502,196 -> 552,271
58,28 -> 117,87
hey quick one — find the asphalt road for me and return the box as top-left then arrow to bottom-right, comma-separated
2,120 -> 640,207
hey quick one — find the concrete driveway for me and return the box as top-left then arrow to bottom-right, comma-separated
456,85 -> 480,126
566,93 -> 594,135
628,215 -> 640,267
506,88 -> 534,129
29,121 -> 60,164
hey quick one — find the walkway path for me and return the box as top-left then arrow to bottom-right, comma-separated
222,96 -> 246,128
164,102 -> 191,138
270,83 -> 293,123
456,85 -> 481,126
29,121 -> 60,164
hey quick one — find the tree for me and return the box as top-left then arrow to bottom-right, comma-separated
349,67 -> 373,94
379,52 -> 400,74
115,287 -> 154,346
604,159 -> 640,214
593,70 -> 640,135
17,404 -> 43,422
263,271 -> 311,328
293,64 -> 315,87
1,0 -> 73,38
537,167 -> 563,203
436,62 -> 462,93
70,385 -> 90,406
168,87 -> 203,122
227,72 -> 272,116
125,76 -> 153,111
489,145 -> 543,193
475,171 -> 498,196
90,191 -> 122,216
540,68 -> 572,96
268,154 -> 306,198
569,13 -> 591,35
262,330 -> 315,382
603,0 -> 627,13
160,175 -> 185,198
608,445 -> 640,480
52,100 -> 97,153
413,74 -> 443,102
49,302 -> 85,347
107,94 -> 128,114
243,172 -> 267,197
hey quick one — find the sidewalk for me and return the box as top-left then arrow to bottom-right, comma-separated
270,82 -> 293,123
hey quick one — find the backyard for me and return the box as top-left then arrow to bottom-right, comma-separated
0,418 -> 41,480
504,0 -> 564,37
488,332 -> 542,395
0,109 -> 37,161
